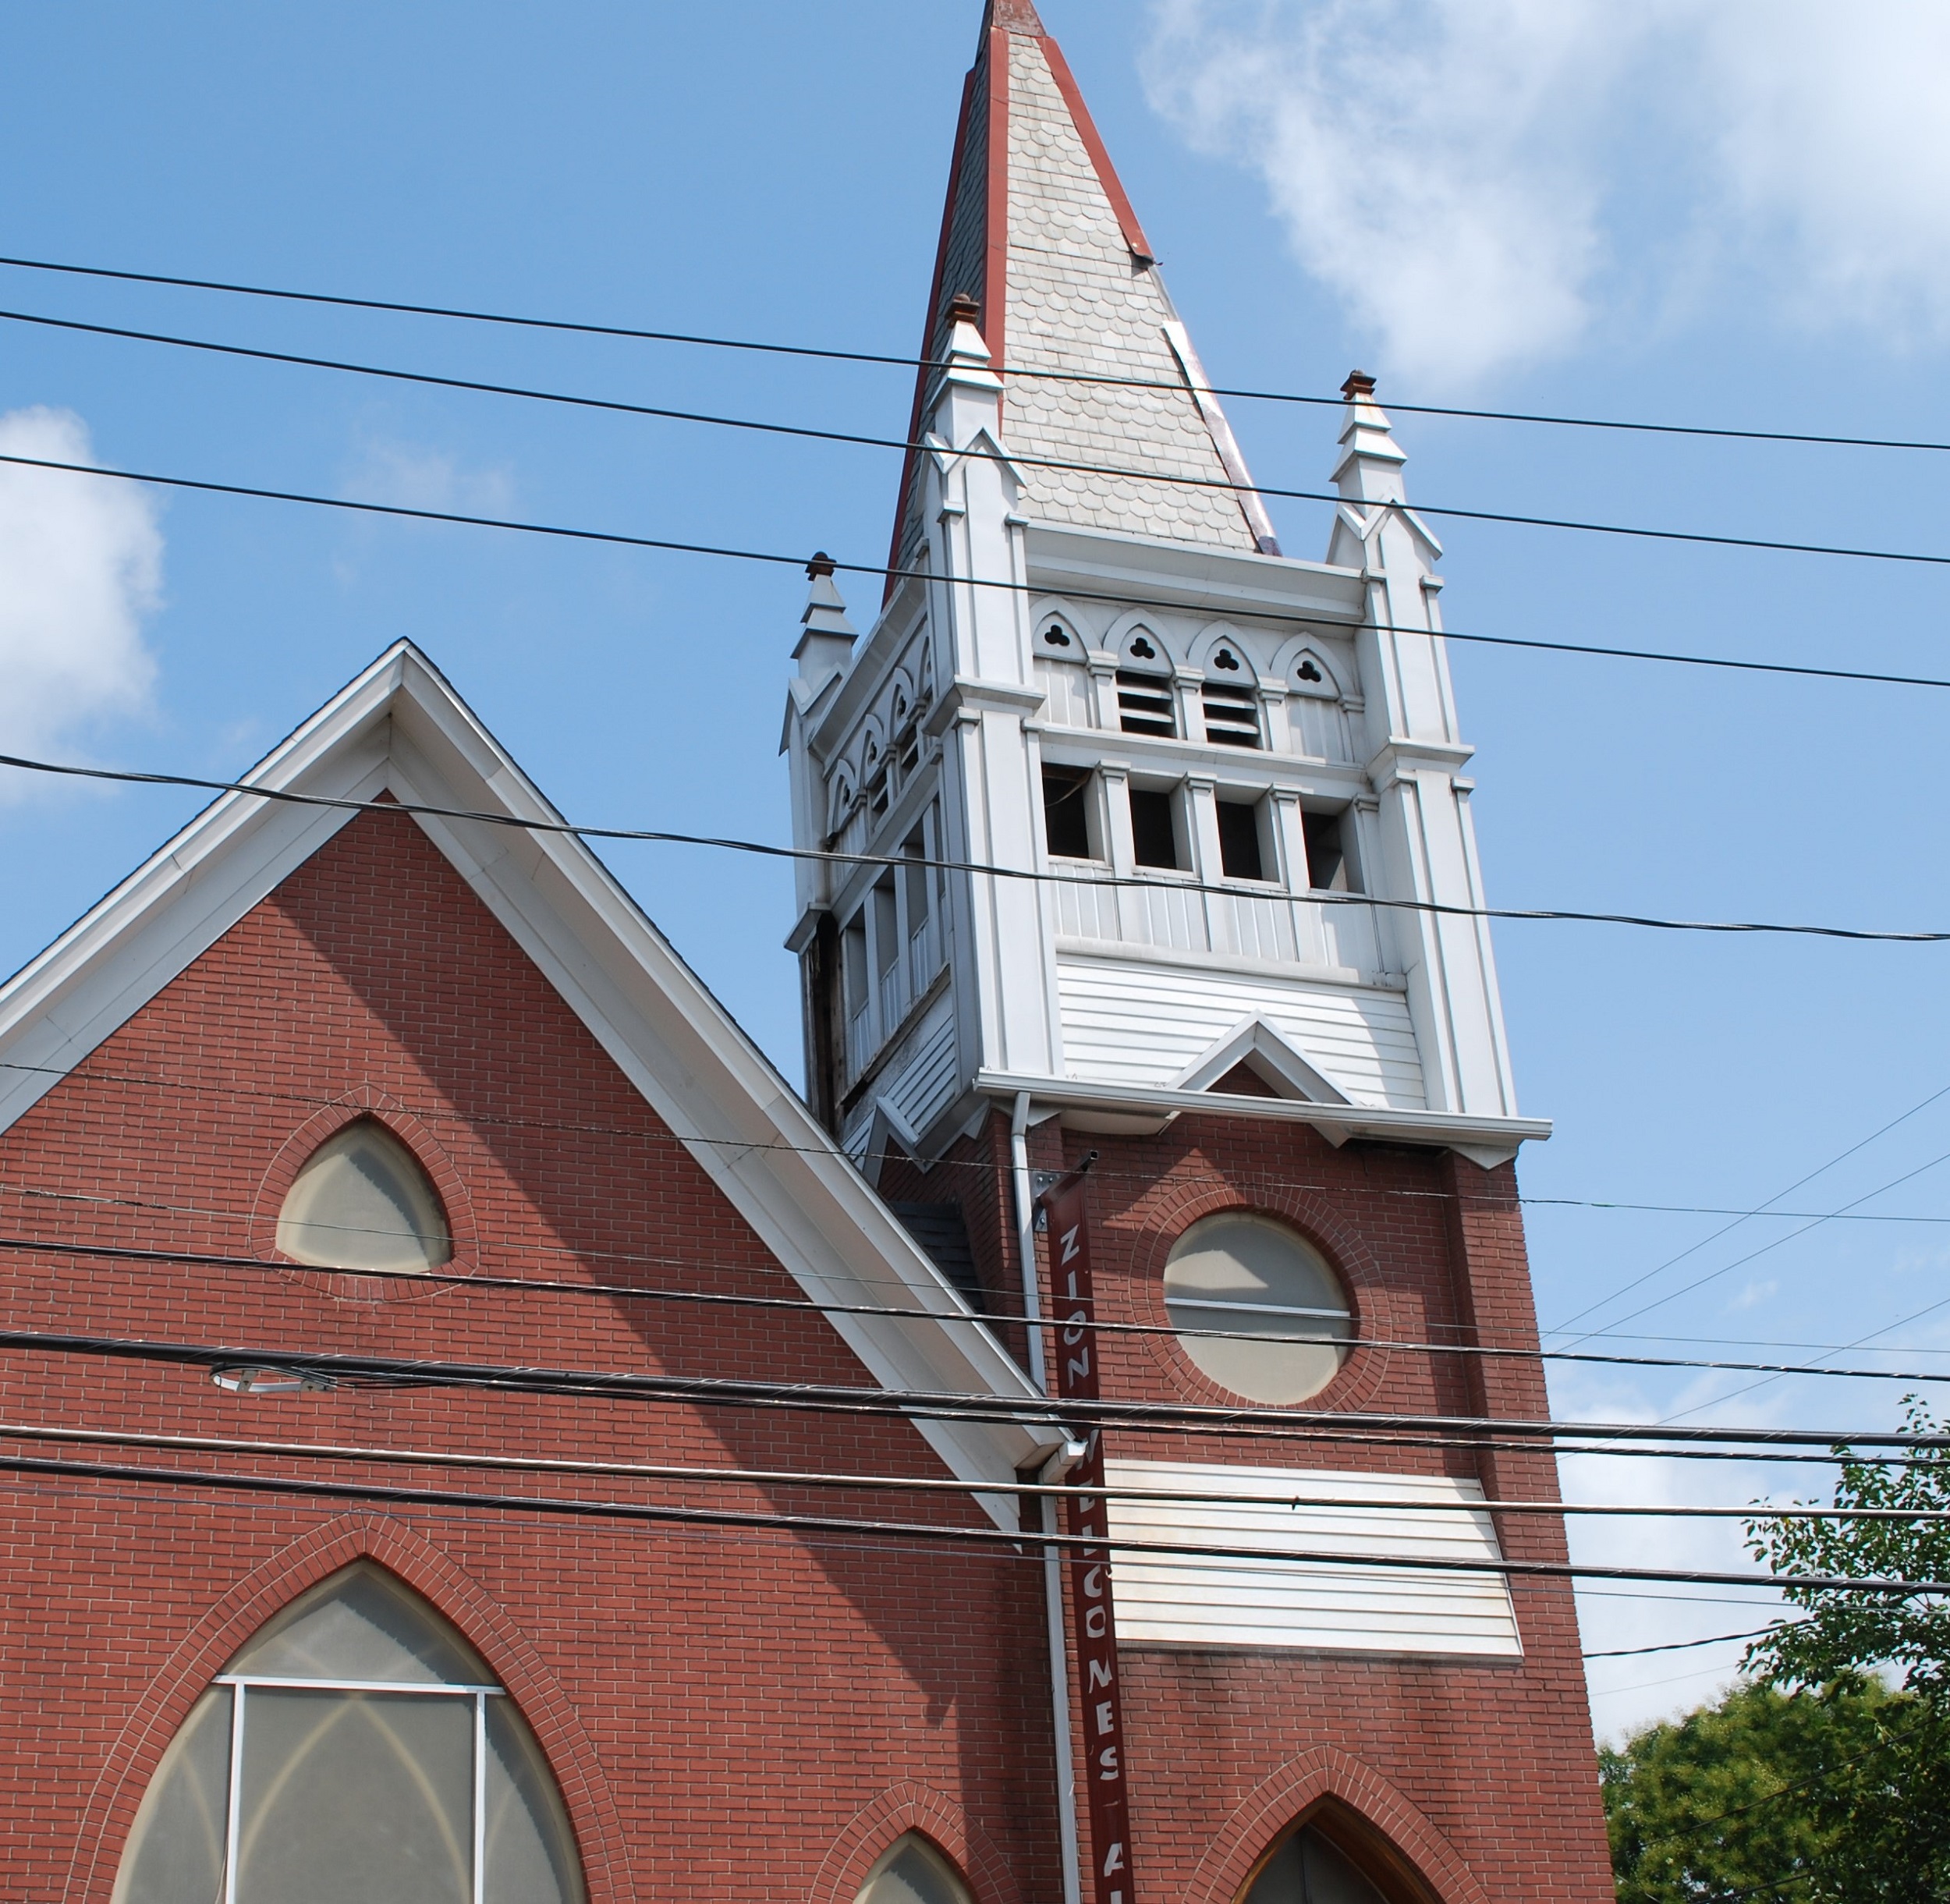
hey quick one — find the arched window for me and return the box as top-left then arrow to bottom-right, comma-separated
275,1119 -> 452,1274
854,1832 -> 973,1904
112,1562 -> 583,1904
1241,1823 -> 1396,1904
1164,1213 -> 1352,1403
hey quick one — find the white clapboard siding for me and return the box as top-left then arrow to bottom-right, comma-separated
1104,1460 -> 1521,1657
1055,957 -> 1427,1109
881,996 -> 959,1136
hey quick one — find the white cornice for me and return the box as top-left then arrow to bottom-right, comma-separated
1025,520 -> 1367,624
975,1069 -> 1549,1168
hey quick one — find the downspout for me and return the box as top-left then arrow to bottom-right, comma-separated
1012,1088 -> 1081,1904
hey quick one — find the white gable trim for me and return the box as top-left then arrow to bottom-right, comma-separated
0,644 -> 1061,1523
1171,1018 -> 1353,1108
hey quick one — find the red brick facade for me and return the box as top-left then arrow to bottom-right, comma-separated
0,807 -> 1612,1902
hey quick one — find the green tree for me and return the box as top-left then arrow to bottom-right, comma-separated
1602,1675 -> 1912,1902
1738,1396 -> 1950,1899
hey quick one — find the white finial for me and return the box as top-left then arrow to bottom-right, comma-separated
794,553 -> 857,680
1332,368 -> 1407,505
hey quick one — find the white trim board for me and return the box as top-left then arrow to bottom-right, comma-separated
0,643 -> 1062,1523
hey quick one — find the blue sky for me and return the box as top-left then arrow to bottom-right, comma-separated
3,0 -> 1949,1739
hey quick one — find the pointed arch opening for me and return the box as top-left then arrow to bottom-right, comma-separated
854,1831 -> 974,1904
1238,1807 -> 1429,1904
275,1119 -> 452,1275
111,1562 -> 584,1904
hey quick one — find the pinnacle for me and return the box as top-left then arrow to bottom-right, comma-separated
985,0 -> 1047,34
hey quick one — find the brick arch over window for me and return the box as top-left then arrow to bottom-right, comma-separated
1115,1172 -> 1402,1416
809,1780 -> 1022,1904
65,1512 -> 633,1904
1185,1750 -> 1491,1904
249,1086 -> 478,1304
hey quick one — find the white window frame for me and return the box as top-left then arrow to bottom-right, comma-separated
211,1672 -> 508,1904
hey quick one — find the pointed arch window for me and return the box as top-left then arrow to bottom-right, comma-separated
275,1119 -> 452,1274
854,1832 -> 974,1904
112,1562 -> 583,1904
1241,1823 -> 1395,1904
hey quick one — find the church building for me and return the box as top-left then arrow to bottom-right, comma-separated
0,4 -> 1615,1901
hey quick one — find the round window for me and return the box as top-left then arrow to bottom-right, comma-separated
1163,1213 -> 1352,1403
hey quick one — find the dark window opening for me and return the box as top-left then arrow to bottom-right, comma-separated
1217,800 -> 1266,881
897,731 -> 920,778
1041,621 -> 1073,649
1130,788 -> 1182,870
1201,680 -> 1261,748
867,772 -> 889,819
1041,766 -> 1094,860
1303,809 -> 1357,892
1116,670 -> 1176,738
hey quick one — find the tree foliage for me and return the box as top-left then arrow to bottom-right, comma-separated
1601,1676 -> 1916,1902
1733,1397 -> 1950,1899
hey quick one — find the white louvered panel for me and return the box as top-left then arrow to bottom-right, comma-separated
1289,696 -> 1356,764
881,997 -> 959,1136
1055,956 -> 1427,1108
1104,1461 -> 1521,1657
1034,659 -> 1094,729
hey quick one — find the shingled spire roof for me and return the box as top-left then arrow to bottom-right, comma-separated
888,2 -> 1278,583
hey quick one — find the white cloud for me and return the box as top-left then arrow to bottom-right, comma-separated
342,438 -> 514,516
1143,0 -> 1950,386
0,407 -> 162,762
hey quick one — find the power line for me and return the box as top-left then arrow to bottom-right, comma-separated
5,739 -> 1949,945
2,446 -> 1945,700
1583,1626 -> 1778,1660
17,1228 -> 1950,1391
5,250 -> 1948,457
3,1445 -> 1948,1594
11,1071 -> 1950,1233
12,1318 -> 1950,1449
5,1419 -> 1927,1523
1548,1081 -> 1950,1337
7,307 -> 1950,573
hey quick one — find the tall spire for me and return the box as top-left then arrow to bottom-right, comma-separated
886,4 -> 1278,588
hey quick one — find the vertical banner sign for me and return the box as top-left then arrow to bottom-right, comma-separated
1040,1168 -> 1135,1904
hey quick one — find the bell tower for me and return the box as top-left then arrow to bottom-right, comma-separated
782,7 -> 1614,1903
782,3 -> 1537,1168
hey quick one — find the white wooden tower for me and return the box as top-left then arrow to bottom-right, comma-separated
782,0 -> 1544,1175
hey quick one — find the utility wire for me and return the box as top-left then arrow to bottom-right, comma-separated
2,1446 -> 1946,1596
4,250 -> 1946,456
4,1418 -> 1929,1523
1583,1626 -> 1779,1660
5,307 -> 1950,573
18,1229 -> 1950,1391
2,447 -> 1945,698
12,1319 -> 1950,1449
3,740 -> 1948,945
1548,1082 -> 1950,1336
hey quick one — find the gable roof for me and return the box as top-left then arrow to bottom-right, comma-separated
0,643 -> 1058,1522
887,1 -> 1279,587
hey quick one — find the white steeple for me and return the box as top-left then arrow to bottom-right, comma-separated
785,11 -> 1540,1172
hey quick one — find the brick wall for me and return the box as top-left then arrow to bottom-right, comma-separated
0,805 -> 1614,1904
0,812 -> 1054,1904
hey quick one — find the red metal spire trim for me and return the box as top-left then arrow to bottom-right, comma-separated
985,0 -> 1048,32
1038,31 -> 1155,266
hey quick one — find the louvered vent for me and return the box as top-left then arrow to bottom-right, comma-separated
1201,681 -> 1262,747
1116,671 -> 1175,737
